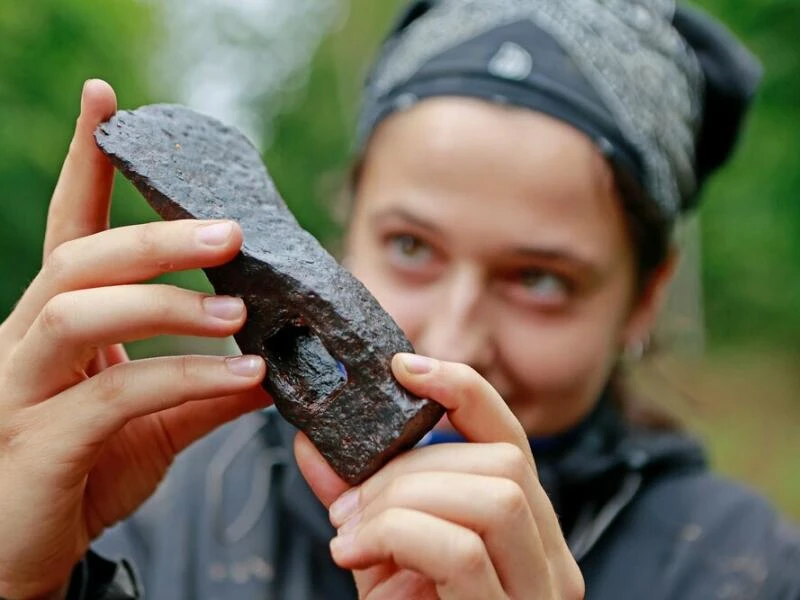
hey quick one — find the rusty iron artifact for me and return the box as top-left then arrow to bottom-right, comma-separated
95,104 -> 444,484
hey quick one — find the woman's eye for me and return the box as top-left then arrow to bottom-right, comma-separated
515,270 -> 571,304
387,234 -> 433,265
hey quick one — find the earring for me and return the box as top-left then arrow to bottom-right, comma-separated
625,335 -> 650,362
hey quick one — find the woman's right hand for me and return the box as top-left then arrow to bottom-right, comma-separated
0,80 -> 270,599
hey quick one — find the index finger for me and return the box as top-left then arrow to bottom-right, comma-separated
391,354 -> 534,468
43,79 -> 117,258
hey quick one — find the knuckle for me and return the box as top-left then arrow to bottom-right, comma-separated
174,355 -> 202,383
39,295 -> 73,340
43,242 -> 74,284
451,362 -> 478,384
0,411 -> 27,453
370,473 -> 426,514
494,442 -> 530,482
453,530 -> 488,574
372,507 -> 408,540
93,365 -> 129,402
145,285 -> 182,319
492,479 -> 529,520
446,362 -> 479,396
135,223 -> 161,259
382,474 -> 413,505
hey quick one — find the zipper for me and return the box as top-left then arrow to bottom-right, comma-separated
568,471 -> 643,562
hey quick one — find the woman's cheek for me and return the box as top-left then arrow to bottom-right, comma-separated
495,311 -> 619,432
354,267 -> 431,343
380,291 -> 431,344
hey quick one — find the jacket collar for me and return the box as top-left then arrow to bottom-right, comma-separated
538,396 -> 707,493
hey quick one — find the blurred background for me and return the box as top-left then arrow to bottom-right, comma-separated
0,0 -> 797,517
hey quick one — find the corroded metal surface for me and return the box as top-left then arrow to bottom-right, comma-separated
95,104 -> 444,484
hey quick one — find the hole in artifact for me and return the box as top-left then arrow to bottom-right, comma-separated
263,323 -> 347,403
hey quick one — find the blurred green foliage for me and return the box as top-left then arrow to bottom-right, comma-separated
0,0 -> 161,316
696,0 -> 800,348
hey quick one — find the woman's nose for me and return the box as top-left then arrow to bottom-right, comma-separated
413,266 -> 496,372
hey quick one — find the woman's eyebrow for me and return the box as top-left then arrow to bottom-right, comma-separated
507,246 -> 603,280
370,207 -> 442,235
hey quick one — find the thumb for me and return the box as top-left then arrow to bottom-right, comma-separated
44,78 -> 117,258
294,432 -> 350,508
391,353 -> 533,466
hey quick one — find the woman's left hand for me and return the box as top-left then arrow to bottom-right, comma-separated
295,353 -> 585,600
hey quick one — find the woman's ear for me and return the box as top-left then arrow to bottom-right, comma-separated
622,249 -> 679,352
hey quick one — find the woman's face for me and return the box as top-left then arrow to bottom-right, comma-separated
345,97 -> 668,436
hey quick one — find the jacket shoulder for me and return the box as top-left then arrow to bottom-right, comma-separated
585,468 -> 800,599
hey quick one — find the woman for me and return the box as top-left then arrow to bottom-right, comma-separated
0,1 -> 797,598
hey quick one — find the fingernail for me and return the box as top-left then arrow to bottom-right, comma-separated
330,532 -> 357,558
225,355 -> 262,377
81,79 -> 100,109
330,488 -> 360,526
203,296 -> 245,321
399,353 -> 436,375
196,222 -> 234,246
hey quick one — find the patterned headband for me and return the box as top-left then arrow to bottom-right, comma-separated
357,0 -> 709,219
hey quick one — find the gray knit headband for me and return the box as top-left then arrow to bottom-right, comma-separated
357,0 -> 706,219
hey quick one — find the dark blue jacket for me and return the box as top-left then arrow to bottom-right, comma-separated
75,402 -> 800,599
